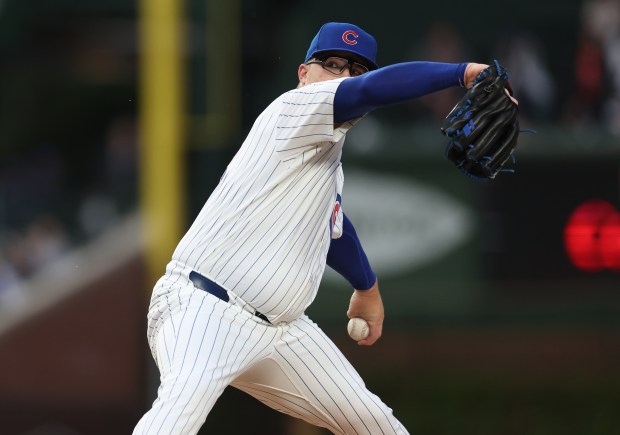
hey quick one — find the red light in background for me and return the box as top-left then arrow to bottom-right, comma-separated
563,200 -> 618,272
600,212 -> 620,271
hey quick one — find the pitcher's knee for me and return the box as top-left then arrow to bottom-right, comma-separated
136,394 -> 208,435
137,375 -> 220,434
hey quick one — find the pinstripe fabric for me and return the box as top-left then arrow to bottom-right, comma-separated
135,78 -> 409,434
233,316 -> 408,434
135,274 -> 281,435
169,78 -> 358,324
135,271 -> 407,434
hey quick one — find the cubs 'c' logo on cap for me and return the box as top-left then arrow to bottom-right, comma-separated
342,30 -> 359,45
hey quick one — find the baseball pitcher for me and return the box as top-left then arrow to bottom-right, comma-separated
134,22 -> 517,434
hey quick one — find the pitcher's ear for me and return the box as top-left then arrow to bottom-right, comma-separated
298,63 -> 309,84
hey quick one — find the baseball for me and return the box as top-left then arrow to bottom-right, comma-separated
347,317 -> 369,341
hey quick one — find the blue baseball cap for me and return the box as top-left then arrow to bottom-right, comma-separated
305,22 -> 378,70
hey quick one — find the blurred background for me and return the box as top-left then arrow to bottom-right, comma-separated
0,0 -> 619,434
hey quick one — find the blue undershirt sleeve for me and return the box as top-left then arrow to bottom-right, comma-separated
326,213 -> 377,291
334,61 -> 467,123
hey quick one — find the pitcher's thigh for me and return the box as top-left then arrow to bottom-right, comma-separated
237,316 -> 409,435
135,296 -> 278,435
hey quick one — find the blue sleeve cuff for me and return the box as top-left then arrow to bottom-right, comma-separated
326,213 -> 376,290
334,61 -> 468,123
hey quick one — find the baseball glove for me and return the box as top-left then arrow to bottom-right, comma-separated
440,60 -> 519,180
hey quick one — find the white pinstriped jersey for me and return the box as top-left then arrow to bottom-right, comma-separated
169,77 -> 358,324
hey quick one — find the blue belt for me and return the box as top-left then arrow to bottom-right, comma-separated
189,271 -> 270,324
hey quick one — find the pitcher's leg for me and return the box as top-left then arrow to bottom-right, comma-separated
233,357 -> 344,433
134,293 -> 278,435
234,315 -> 408,435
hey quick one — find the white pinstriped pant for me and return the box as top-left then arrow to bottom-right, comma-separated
133,284 -> 408,434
